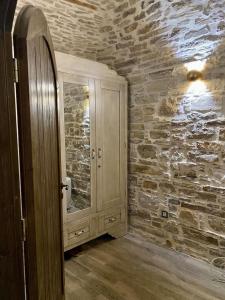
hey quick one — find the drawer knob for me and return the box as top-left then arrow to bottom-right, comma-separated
75,229 -> 85,236
108,217 -> 116,223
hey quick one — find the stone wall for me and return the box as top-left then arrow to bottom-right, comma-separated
64,83 -> 91,211
16,0 -> 225,265
16,0 -> 112,60
97,0 -> 225,264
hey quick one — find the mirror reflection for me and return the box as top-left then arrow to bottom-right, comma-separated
63,82 -> 91,213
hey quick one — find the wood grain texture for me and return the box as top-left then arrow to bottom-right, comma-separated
96,80 -> 125,212
0,1 -> 26,299
14,5 -> 64,300
58,54 -> 128,252
65,234 -> 225,300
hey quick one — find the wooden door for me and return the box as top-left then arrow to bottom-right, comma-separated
0,1 -> 26,299
14,6 -> 64,300
96,80 -> 127,211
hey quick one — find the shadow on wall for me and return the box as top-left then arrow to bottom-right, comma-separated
97,0 -> 225,266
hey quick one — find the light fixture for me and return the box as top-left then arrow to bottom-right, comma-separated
187,70 -> 202,81
185,60 -> 206,81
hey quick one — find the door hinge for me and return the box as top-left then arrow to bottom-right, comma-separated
13,58 -> 19,83
21,218 -> 26,242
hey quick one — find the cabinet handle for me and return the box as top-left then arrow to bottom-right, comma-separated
75,229 -> 85,236
91,149 -> 96,160
108,217 -> 116,223
98,148 -> 102,159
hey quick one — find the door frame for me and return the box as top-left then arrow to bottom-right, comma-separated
0,0 -> 26,299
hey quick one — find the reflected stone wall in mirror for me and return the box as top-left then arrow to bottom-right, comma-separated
64,82 -> 91,213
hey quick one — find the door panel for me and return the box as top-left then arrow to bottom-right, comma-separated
0,1 -> 26,299
59,74 -> 97,230
102,89 -> 120,203
63,82 -> 92,213
14,6 -> 64,300
96,80 -> 125,211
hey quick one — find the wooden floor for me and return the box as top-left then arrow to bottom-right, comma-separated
65,234 -> 225,300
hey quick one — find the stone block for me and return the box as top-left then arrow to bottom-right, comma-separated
179,209 -> 198,226
150,130 -> 170,139
143,180 -> 158,190
124,22 -> 138,33
159,182 -> 176,194
137,144 -> 157,159
164,221 -> 179,234
182,227 -> 218,246
146,2 -> 160,15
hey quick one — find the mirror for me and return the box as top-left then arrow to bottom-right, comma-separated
63,82 -> 91,214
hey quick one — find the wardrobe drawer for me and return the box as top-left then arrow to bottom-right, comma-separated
104,209 -> 121,230
67,219 -> 90,245
68,226 -> 89,240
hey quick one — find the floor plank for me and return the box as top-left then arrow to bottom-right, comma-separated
65,234 -> 225,300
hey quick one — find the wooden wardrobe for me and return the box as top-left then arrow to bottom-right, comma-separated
56,52 -> 128,251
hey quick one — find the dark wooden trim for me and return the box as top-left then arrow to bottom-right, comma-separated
0,0 -> 26,299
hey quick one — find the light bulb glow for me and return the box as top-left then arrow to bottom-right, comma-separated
185,60 -> 206,72
187,80 -> 207,94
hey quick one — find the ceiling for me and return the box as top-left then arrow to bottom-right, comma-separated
16,0 -> 114,59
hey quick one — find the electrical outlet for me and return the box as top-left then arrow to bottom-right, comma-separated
161,210 -> 169,218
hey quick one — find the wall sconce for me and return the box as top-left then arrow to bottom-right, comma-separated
185,60 -> 206,81
187,70 -> 202,81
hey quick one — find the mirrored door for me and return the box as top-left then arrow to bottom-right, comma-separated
60,76 -> 96,217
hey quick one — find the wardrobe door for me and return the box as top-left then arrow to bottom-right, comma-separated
58,73 -> 97,250
96,80 -> 127,211
60,76 -> 96,217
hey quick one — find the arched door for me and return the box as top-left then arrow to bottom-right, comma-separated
14,5 -> 64,300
